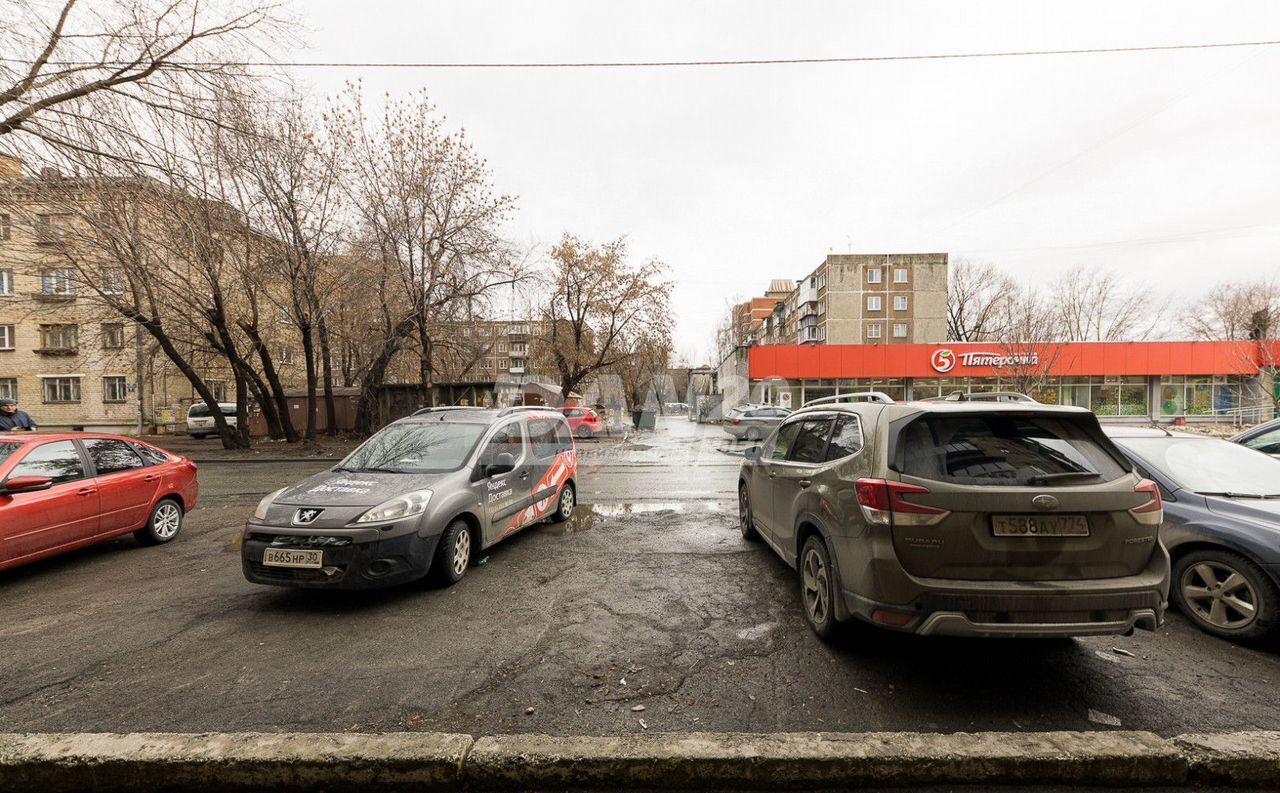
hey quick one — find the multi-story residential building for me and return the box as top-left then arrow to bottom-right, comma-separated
0,152 -> 305,433
432,319 -> 550,385
744,253 -> 948,347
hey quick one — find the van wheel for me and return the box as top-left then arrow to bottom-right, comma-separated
576,426 -> 593,439
800,535 -> 839,641
1172,549 -> 1277,643
739,484 -> 760,541
553,483 -> 576,522
431,519 -> 473,586
134,499 -> 184,545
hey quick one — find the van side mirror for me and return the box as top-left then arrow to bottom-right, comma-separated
745,446 -> 762,461
485,452 -> 516,478
2,475 -> 53,495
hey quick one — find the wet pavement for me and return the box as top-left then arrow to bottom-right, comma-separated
2,417 -> 1279,736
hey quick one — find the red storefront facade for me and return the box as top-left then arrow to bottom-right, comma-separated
745,341 -> 1275,422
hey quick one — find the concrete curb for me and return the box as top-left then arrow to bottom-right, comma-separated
1174,731 -> 1280,786
468,731 -> 1184,789
0,732 -> 471,793
1,730 -> 1278,791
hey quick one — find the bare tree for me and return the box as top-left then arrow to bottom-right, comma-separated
1186,278 -> 1280,419
1,0 -> 286,159
541,234 -> 674,401
1052,264 -> 1164,342
993,285 -> 1068,398
330,86 -> 523,405
947,258 -> 1016,342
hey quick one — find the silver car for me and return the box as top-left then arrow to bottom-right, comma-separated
242,407 -> 579,589
723,405 -> 792,442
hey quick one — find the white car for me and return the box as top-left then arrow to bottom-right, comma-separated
187,402 -> 238,439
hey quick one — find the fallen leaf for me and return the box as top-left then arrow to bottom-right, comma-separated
632,705 -> 646,712
1112,647 -> 1137,658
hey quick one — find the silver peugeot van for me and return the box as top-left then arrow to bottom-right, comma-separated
242,406 -> 578,589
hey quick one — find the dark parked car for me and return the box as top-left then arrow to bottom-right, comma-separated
1232,417 -> 1280,459
1106,427 -> 1280,643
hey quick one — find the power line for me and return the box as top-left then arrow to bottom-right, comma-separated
3,39 -> 1280,69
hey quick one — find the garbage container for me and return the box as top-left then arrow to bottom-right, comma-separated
634,409 -> 657,430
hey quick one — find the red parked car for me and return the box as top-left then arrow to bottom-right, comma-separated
0,433 -> 198,573
561,406 -> 603,439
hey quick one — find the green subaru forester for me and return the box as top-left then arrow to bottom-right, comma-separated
738,395 -> 1169,640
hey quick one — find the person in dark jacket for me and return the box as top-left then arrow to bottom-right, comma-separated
0,398 -> 37,431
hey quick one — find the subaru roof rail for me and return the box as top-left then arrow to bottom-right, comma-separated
803,391 -> 896,407
923,391 -> 1038,404
497,405 -> 564,417
411,406 -> 487,417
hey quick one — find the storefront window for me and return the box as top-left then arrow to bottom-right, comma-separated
1161,375 -> 1244,418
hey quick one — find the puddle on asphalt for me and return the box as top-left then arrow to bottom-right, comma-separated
538,501 -> 724,535
220,530 -> 243,553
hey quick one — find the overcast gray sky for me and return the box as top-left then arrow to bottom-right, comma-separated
290,1 -> 1280,362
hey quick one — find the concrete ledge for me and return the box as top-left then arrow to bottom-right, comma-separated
1175,731 -> 1280,786
0,732 -> 473,793
466,731 -> 1186,789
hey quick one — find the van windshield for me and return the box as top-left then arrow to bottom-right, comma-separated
188,404 -> 236,417
898,413 -> 1128,486
336,422 -> 487,474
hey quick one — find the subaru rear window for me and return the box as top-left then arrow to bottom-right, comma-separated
897,414 -> 1128,486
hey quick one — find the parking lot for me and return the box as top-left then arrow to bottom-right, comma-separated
2,416 -> 1279,737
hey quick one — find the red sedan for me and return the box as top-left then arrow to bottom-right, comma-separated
0,433 -> 198,573
561,406 -> 604,439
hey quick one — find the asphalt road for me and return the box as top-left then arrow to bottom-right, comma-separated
2,417 -> 1279,737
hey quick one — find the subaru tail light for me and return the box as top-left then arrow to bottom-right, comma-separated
854,479 -> 950,526
1130,479 -> 1164,526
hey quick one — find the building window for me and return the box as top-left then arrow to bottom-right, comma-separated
43,376 -> 81,403
867,268 -> 882,284
0,324 -> 12,350
103,376 -> 128,403
462,327 -> 471,337
894,268 -> 909,283
206,380 -> 228,402
102,323 -> 125,349
817,274 -> 827,289
101,268 -> 126,296
818,300 -> 826,315
894,295 -> 909,311
480,359 -> 493,370
40,324 -> 78,351
41,268 -> 76,296
0,213 -> 10,241
866,295 -> 882,311
0,378 -> 14,400
892,322 -> 908,338
498,358 -> 509,370
279,348 -> 294,364
0,270 -> 12,295
866,322 -> 883,339
511,343 -> 527,354
498,343 -> 508,353
35,213 -> 73,240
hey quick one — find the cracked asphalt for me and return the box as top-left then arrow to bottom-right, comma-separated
2,417 -> 1279,736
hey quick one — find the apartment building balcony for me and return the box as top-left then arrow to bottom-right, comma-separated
509,360 -> 526,375
800,326 -> 824,344
798,303 -> 818,320
797,281 -> 819,305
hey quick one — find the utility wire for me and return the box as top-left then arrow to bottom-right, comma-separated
3,39 -> 1280,69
